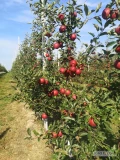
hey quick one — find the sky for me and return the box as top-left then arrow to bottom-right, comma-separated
0,0 -> 114,70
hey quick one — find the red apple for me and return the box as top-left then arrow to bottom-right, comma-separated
59,67 -> 66,74
52,89 -> 59,96
59,42 -> 63,48
60,88 -> 66,94
47,57 -> 52,61
70,33 -> 77,41
72,94 -> 77,100
53,42 -> 60,49
41,113 -> 48,119
69,66 -> 76,72
58,13 -> 65,21
62,110 -> 68,116
48,91 -> 52,97
69,60 -> 77,66
110,10 -> 118,19
52,132 -> 58,138
115,26 -> 120,35
76,68 -> 82,75
115,45 -> 120,53
88,118 -> 97,127
65,90 -> 71,96
44,79 -> 49,84
59,25 -> 67,33
71,11 -> 77,17
39,78 -> 45,84
45,53 -> 49,57
58,131 -> 63,137
114,59 -> 120,70
102,8 -> 111,19
64,69 -> 70,77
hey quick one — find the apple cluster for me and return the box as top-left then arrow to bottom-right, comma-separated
59,59 -> 82,77
102,8 -> 119,20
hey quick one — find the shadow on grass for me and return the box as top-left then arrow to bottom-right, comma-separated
0,127 -> 10,139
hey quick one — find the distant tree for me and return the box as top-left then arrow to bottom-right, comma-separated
0,64 -> 8,73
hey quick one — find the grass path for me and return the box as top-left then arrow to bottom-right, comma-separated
0,73 -> 52,160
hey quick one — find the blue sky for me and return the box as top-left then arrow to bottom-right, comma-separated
0,0 -> 114,70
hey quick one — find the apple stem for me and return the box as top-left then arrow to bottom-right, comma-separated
67,140 -> 73,157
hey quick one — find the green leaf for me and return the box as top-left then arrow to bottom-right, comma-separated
88,9 -> 95,15
84,4 -> 89,16
96,2 -> 102,13
88,32 -> 95,37
94,16 -> 102,26
106,41 -> 116,48
93,24 -> 99,31
27,128 -> 31,136
99,32 -> 108,36
104,19 -> 112,28
33,130 -> 39,136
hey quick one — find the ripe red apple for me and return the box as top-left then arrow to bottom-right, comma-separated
59,25 -> 67,33
71,11 -> 77,17
114,59 -> 120,70
58,131 -> 63,137
59,67 -> 66,74
65,90 -> 71,96
52,89 -> 59,96
39,78 -> 45,84
45,53 -> 49,57
58,13 -> 65,21
76,68 -> 82,75
62,110 -> 68,116
69,66 -> 76,72
115,45 -> 120,53
88,118 -> 97,127
115,26 -> 120,35
52,132 -> 58,138
72,94 -> 77,100
70,33 -> 77,41
44,79 -> 49,84
60,88 -> 66,94
48,91 -> 52,97
64,69 -> 70,77
110,10 -> 118,19
53,42 -> 60,49
59,42 -> 63,48
47,57 -> 52,61
41,113 -> 48,119
102,8 -> 111,19
69,60 -> 77,66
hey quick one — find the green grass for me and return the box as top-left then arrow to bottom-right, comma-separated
0,72 -> 15,127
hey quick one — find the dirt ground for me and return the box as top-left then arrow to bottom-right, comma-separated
0,73 -> 52,160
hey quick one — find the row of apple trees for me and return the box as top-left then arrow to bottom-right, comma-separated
11,0 -> 120,159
